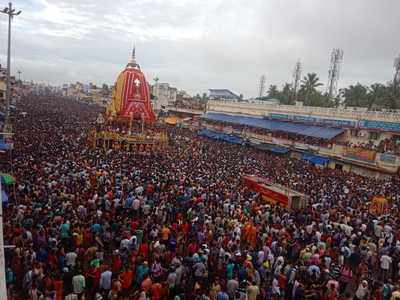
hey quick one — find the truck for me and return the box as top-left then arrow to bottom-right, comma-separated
243,174 -> 309,210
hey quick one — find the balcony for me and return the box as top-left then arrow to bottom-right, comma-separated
207,100 -> 400,123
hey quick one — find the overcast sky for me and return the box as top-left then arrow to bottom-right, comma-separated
0,0 -> 399,97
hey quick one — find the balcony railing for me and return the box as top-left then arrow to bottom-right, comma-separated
207,100 -> 400,122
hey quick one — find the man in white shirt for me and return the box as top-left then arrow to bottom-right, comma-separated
66,250 -> 78,269
65,293 -> 78,300
380,254 -> 392,281
132,198 -> 141,213
72,272 -> 85,295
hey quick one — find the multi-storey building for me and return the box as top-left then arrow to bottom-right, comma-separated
151,82 -> 177,111
168,99 -> 400,178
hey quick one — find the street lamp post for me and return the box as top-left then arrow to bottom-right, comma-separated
0,3 -> 20,299
1,2 -> 21,120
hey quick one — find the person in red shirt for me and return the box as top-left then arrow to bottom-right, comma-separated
112,252 -> 122,274
86,264 -> 101,295
139,239 -> 149,259
141,275 -> 152,293
151,281 -> 164,300
53,273 -> 63,300
120,267 -> 134,295
131,219 -> 139,232
187,240 -> 198,256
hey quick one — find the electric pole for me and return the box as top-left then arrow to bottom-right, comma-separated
0,3 -> 21,299
1,2 -> 21,120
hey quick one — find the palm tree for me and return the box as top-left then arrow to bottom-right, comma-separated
300,73 -> 323,96
340,83 -> 368,107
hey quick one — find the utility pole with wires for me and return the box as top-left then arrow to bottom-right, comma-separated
1,2 -> 21,121
0,3 -> 21,299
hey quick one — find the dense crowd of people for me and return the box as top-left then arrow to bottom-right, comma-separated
334,137 -> 400,155
3,95 -> 400,299
376,138 -> 400,155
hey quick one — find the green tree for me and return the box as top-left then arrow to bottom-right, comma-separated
299,73 -> 323,97
267,85 -> 280,98
367,83 -> 388,109
306,92 -> 335,107
383,83 -> 400,109
279,83 -> 293,105
340,83 -> 369,107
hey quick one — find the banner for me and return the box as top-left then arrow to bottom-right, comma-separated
343,147 -> 376,163
268,113 -> 358,127
268,114 -> 400,132
359,120 -> 400,132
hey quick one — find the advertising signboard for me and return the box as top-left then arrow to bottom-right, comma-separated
268,113 -> 357,127
343,147 -> 376,163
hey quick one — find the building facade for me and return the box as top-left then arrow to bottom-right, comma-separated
152,82 -> 177,111
0,65 -> 5,102
165,100 -> 400,178
62,82 -> 112,106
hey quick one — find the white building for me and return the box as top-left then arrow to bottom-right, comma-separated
152,82 -> 177,111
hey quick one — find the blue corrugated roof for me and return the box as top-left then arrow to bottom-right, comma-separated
198,129 -> 244,144
209,89 -> 240,99
302,153 -> 330,165
202,113 -> 345,140
255,143 -> 289,154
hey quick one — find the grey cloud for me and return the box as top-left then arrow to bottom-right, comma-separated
0,0 -> 398,97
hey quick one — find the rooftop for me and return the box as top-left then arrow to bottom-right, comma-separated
209,89 -> 240,100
